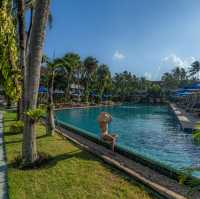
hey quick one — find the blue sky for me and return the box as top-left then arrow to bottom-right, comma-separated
44,0 -> 200,80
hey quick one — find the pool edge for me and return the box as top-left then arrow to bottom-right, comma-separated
55,118 -> 200,184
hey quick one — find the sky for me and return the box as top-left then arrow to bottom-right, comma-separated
44,0 -> 200,80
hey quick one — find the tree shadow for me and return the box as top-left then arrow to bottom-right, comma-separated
4,139 -> 22,145
2,118 -> 16,122
43,150 -> 95,169
4,132 -> 21,136
3,133 -> 49,145
7,150 -> 96,170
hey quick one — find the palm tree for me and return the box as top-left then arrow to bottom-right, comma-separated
180,68 -> 187,81
189,61 -> 200,79
82,56 -> 98,102
96,64 -> 111,101
161,72 -> 177,90
45,57 -> 63,135
61,53 -> 81,101
22,0 -> 50,165
172,67 -> 181,80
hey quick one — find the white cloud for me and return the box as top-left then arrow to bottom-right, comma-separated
162,54 -> 195,68
113,50 -> 125,60
144,72 -> 152,80
154,54 -> 196,80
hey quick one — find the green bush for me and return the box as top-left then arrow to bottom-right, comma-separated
26,107 -> 45,122
193,122 -> 200,143
9,121 -> 24,134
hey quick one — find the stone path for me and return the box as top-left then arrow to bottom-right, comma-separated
0,112 -> 7,199
170,103 -> 199,131
55,124 -> 200,199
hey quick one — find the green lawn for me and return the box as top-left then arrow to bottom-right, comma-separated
3,111 -> 157,199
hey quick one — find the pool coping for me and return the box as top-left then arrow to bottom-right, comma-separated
55,118 -> 199,182
169,103 -> 199,132
54,121 -> 200,199
54,104 -> 120,111
54,104 -> 200,198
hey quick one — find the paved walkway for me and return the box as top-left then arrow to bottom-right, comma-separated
0,112 -> 7,199
170,103 -> 199,131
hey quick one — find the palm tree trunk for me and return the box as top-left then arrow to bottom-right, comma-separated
46,69 -> 55,135
65,73 -> 71,102
17,0 -> 26,121
22,0 -> 50,165
26,7 -> 34,53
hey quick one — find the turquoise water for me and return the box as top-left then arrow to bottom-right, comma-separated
55,104 -> 200,177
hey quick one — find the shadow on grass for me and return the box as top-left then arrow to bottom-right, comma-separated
4,133 -> 49,145
7,150 -> 95,170
3,132 -> 21,136
47,150 -> 94,167
3,118 -> 16,122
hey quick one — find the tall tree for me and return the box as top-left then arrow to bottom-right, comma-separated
82,56 -> 98,102
45,57 -> 62,135
96,64 -> 111,101
0,0 -> 21,106
61,53 -> 81,101
189,61 -> 200,79
17,0 -> 26,120
22,0 -> 50,165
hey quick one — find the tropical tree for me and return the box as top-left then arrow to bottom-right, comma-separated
61,53 -> 81,101
189,61 -> 200,79
96,64 -> 112,101
161,72 -> 177,90
180,68 -> 187,81
0,0 -> 21,107
82,56 -> 98,102
44,57 -> 62,135
172,67 -> 181,80
22,0 -> 50,165
147,84 -> 162,98
17,0 -> 26,120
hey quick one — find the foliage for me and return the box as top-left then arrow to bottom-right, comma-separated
96,64 -> 112,97
189,61 -> 200,79
82,56 -> 98,102
0,0 -> 21,102
9,120 -> 24,134
40,52 -> 200,104
25,107 -> 45,121
192,122 -> 200,143
178,168 -> 200,198
147,84 -> 162,97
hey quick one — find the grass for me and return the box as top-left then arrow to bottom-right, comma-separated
3,111 -> 157,199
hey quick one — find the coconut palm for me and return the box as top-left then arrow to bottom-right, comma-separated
96,64 -> 111,101
45,57 -> 63,135
23,0 -> 50,165
180,68 -> 187,81
161,72 -> 177,90
189,61 -> 200,79
172,67 -> 181,80
82,56 -> 98,102
60,53 -> 81,101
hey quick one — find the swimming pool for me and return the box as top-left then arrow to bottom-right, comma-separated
55,104 -> 200,178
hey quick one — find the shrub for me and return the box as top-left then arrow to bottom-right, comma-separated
9,121 -> 24,134
26,107 -> 45,122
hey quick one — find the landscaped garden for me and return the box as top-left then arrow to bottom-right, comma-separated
4,111 -> 157,199
2,0 -> 200,198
